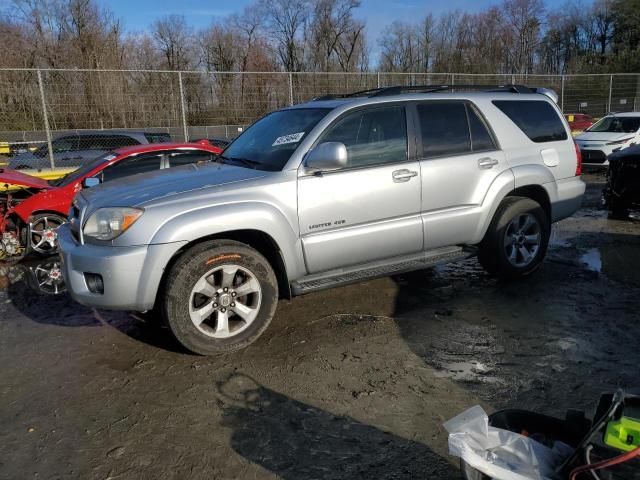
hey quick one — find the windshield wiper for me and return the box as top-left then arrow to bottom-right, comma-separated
217,154 -> 262,169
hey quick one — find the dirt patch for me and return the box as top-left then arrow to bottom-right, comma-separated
1,173 -> 639,479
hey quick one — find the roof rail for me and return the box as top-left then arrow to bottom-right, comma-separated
312,84 -> 545,101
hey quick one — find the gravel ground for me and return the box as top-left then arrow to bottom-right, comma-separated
1,173 -> 639,480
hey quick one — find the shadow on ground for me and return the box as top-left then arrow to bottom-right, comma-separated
217,374 -> 460,480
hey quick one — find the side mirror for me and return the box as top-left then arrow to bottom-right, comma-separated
305,142 -> 348,171
82,177 -> 101,188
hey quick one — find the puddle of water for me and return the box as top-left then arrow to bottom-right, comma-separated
580,248 -> 602,273
576,243 -> 640,285
549,225 -> 573,248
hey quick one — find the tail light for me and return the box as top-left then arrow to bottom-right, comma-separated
574,142 -> 582,176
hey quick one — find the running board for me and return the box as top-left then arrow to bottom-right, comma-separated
291,246 -> 475,295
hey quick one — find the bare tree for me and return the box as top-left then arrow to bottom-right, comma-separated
261,0 -> 310,71
152,14 -> 194,70
500,0 -> 544,74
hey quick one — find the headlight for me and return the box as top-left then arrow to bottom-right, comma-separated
606,137 -> 634,145
83,207 -> 143,241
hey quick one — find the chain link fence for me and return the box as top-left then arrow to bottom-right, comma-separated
1,68 -> 640,170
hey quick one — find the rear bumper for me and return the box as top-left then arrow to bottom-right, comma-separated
550,176 -> 586,222
58,224 -> 186,311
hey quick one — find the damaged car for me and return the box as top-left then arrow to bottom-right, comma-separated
604,145 -> 640,218
0,142 -> 221,258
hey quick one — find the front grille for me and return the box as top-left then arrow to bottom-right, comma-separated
581,150 -> 607,164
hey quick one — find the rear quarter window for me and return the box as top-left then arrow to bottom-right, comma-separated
145,133 -> 172,143
493,100 -> 567,143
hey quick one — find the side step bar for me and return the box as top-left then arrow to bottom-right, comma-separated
291,246 -> 475,295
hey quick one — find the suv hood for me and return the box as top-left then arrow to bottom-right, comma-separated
0,168 -> 50,189
81,162 -> 267,210
574,131 -> 634,142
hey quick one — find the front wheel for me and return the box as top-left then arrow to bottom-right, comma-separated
28,213 -> 66,255
162,240 -> 278,355
606,196 -> 629,220
478,197 -> 550,279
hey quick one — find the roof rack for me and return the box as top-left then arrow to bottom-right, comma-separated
312,84 -> 536,101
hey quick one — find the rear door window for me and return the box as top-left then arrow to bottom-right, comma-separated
468,105 -> 497,152
493,100 -> 567,142
417,102 -> 470,158
101,153 -> 163,182
78,135 -> 140,151
144,133 -> 172,143
52,136 -> 79,153
167,151 -> 216,167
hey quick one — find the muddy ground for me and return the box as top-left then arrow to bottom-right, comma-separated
1,173 -> 639,480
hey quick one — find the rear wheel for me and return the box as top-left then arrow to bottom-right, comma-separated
162,240 -> 278,355
28,213 -> 66,255
478,197 -> 550,279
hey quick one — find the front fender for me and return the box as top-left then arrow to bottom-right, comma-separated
148,201 -> 306,280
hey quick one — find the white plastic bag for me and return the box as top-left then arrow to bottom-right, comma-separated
443,406 -> 573,480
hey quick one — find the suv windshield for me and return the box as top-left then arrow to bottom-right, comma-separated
221,108 -> 331,171
588,116 -> 640,133
49,153 -> 115,187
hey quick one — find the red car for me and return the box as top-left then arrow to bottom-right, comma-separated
565,113 -> 594,132
0,142 -> 222,258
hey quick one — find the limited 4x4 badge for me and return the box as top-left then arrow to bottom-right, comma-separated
309,220 -> 345,230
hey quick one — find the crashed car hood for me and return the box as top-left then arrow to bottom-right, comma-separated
0,168 -> 50,189
574,131 -> 635,142
81,161 -> 268,210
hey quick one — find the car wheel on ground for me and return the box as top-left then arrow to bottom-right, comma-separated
478,196 -> 550,279
162,240 -> 278,355
606,197 -> 630,219
28,213 -> 66,255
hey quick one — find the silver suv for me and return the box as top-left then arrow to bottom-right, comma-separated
59,85 -> 585,355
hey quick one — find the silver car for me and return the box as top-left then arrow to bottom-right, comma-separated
59,85 -> 585,355
574,113 -> 640,166
9,130 -> 171,170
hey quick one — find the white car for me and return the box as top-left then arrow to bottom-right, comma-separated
574,113 -> 640,166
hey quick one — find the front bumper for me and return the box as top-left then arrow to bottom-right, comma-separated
58,224 -> 186,311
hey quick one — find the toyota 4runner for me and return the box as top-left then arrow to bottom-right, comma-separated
58,85 -> 585,355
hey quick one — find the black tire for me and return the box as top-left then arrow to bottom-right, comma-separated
478,196 -> 550,279
606,197 -> 629,220
162,240 -> 278,355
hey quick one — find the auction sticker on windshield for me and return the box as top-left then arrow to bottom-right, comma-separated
272,132 -> 305,146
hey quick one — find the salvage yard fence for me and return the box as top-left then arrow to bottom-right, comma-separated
1,68 -> 640,169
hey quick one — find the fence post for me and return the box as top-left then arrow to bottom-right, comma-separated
178,71 -> 189,142
288,72 -> 294,106
377,71 -> 381,88
607,74 -> 613,113
560,75 -> 565,112
450,73 -> 455,85
36,69 -> 55,169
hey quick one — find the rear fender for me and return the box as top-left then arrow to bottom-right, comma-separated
470,169 -> 516,244
473,164 -> 557,243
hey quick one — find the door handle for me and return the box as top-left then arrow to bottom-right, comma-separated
392,169 -> 418,182
478,157 -> 499,169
